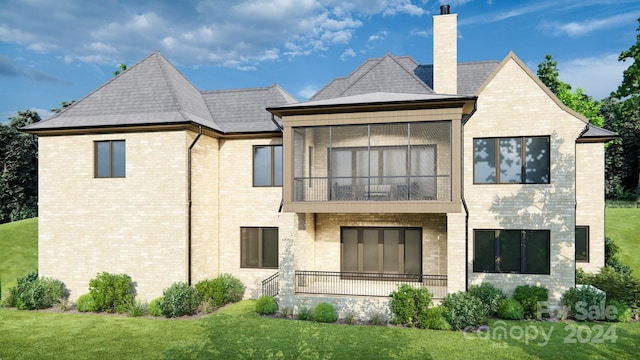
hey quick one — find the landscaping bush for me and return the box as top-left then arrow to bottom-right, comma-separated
127,300 -> 147,317
76,293 -> 97,312
369,312 -> 386,326
1,288 -> 16,307
296,306 -> 312,320
584,267 -> 640,316
607,299 -> 632,323
441,291 -> 489,331
468,282 -> 506,315
195,274 -> 246,308
497,299 -> 524,320
148,297 -> 163,317
421,305 -> 451,330
88,272 -> 135,313
11,272 -> 67,310
313,302 -> 337,323
389,284 -> 433,327
513,285 -> 548,319
561,286 -> 606,321
255,296 -> 278,315
160,282 -> 201,318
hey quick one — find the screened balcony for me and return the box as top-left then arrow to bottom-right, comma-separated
291,122 -> 452,203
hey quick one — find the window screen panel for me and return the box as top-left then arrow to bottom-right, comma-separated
262,228 -> 279,268
474,139 -> 496,183
474,230 -> 496,272
499,138 -> 522,184
342,229 -> 358,272
525,231 -> 550,274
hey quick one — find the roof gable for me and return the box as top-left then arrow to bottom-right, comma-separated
311,54 -> 434,101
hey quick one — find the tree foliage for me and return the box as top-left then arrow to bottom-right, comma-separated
536,54 -> 603,126
50,100 -> 75,114
0,110 -> 40,223
113,63 -> 127,77
606,18 -> 640,201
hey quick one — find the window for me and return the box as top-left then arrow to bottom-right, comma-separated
241,227 -> 278,268
253,145 -> 282,187
95,140 -> 125,178
341,227 -> 421,274
473,230 -> 550,274
576,226 -> 589,262
474,137 -> 549,184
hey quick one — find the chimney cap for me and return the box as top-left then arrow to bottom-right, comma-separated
440,5 -> 450,15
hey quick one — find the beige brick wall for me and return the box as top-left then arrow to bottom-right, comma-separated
217,137 -> 289,298
465,57 -> 587,303
38,131 -> 191,302
576,143 -> 605,273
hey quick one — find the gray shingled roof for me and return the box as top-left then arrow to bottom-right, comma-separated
272,92 -> 472,110
23,52 -> 297,134
311,54 -> 499,101
578,123 -> 619,142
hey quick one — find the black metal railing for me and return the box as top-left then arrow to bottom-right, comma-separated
294,270 -> 447,299
262,272 -> 279,297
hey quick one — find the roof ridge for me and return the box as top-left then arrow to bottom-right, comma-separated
309,56 -> 382,101
155,53 -> 190,122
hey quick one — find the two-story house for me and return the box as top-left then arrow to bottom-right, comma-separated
23,6 -> 615,315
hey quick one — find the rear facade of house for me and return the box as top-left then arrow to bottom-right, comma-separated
23,8 -> 613,315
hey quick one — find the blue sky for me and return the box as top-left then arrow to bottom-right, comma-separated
1,0 -> 639,122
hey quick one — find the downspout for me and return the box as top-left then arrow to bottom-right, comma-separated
271,114 -> 284,212
187,125 -> 203,286
461,101 -> 478,292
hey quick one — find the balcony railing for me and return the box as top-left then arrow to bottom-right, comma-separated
294,270 -> 448,299
293,176 -> 451,202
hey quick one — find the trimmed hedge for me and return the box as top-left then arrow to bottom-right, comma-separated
513,285 -> 548,319
313,302 -> 337,323
255,296 -> 278,315
88,272 -> 135,313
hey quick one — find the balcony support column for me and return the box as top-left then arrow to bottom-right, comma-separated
446,211 -> 466,293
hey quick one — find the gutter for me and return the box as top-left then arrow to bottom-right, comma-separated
271,114 -> 284,213
461,101 -> 477,291
187,125 -> 203,286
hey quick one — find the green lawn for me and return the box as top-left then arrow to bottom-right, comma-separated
0,300 -> 638,359
0,217 -> 37,297
606,208 -> 640,275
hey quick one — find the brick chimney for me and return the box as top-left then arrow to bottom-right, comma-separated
433,4 -> 457,94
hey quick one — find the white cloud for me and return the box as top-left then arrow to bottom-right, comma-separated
33,107 -> 55,120
340,48 -> 357,60
559,53 -> 627,100
541,12 -> 640,37
297,85 -> 319,100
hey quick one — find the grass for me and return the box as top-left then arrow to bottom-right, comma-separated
0,217 -> 37,297
0,300 -> 639,359
605,208 -> 640,275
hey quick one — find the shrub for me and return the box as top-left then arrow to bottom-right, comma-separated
421,305 -> 451,330
468,283 -> 506,315
313,302 -> 337,323
497,299 -> 524,320
607,300 -> 632,323
344,311 -> 357,325
296,306 -> 312,320
605,237 -> 633,275
561,286 -> 606,321
369,312 -> 387,326
195,274 -> 246,308
584,267 -> 640,315
280,307 -> 292,318
148,297 -> 163,317
76,293 -> 97,312
441,291 -> 489,330
255,296 -> 278,315
12,272 -> 67,310
389,284 -> 433,327
128,300 -> 147,317
88,272 -> 135,313
1,289 -> 16,308
513,285 -> 548,319
160,282 -> 201,318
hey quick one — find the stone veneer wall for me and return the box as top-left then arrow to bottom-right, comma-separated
465,57 -> 586,303
575,143 -> 605,273
38,131 -> 192,301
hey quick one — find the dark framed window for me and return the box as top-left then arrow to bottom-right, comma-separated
473,137 -> 549,184
241,227 -> 278,268
341,227 -> 422,274
253,145 -> 282,187
473,229 -> 550,274
95,140 -> 125,178
576,226 -> 589,262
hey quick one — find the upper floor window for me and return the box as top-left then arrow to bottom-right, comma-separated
474,137 -> 549,184
576,226 -> 589,262
95,140 -> 125,178
473,229 -> 550,274
253,145 -> 282,187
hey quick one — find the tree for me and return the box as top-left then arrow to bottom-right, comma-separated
536,54 -> 604,126
0,110 -> 40,223
50,100 -> 75,114
608,18 -> 640,201
113,63 -> 127,77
